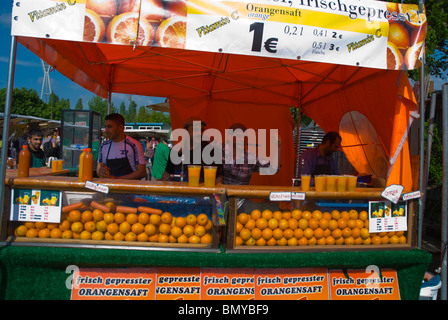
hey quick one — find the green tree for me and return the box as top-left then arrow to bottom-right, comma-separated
128,100 -> 137,122
137,105 -> 150,122
75,98 -> 83,110
88,96 -> 117,125
0,87 -> 47,117
119,101 -> 127,119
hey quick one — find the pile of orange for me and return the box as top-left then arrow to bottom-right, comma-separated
84,0 -> 186,48
235,209 -> 407,247
14,205 -> 213,245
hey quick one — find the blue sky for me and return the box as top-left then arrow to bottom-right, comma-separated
0,1 -> 165,111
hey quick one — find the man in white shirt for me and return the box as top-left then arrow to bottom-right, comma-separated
97,113 -> 146,180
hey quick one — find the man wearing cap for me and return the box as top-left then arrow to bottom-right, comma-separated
163,117 -> 222,182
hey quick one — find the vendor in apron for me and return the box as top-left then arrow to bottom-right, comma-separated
26,128 -> 46,168
97,113 -> 147,180
299,131 -> 342,186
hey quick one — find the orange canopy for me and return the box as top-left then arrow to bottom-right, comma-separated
17,37 -> 418,189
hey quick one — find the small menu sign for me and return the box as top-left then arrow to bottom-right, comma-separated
10,188 -> 62,223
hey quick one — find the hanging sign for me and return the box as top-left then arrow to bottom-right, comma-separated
10,188 -> 62,223
11,0 -> 427,70
368,200 -> 407,233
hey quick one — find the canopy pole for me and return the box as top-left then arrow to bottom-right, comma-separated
441,84 -> 448,300
107,90 -> 112,115
0,36 -> 17,240
417,0 -> 426,248
295,107 -> 301,179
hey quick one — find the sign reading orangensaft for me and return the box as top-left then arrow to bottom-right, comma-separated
11,0 -> 426,70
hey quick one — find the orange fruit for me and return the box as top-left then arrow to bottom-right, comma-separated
131,222 -> 145,235
47,223 -> 58,230
255,218 -> 268,230
235,236 -> 243,246
262,209 -> 273,220
348,210 -> 358,220
171,226 -> 183,238
106,222 -> 119,235
363,237 -> 371,245
337,218 -> 348,229
103,213 -> 115,224
186,214 -> 197,226
84,221 -> 96,233
283,229 -> 294,240
124,232 -> 137,241
73,232 -> 81,239
69,210 -> 81,222
96,220 -> 108,233
347,219 -> 357,229
335,237 -> 344,245
303,228 -> 314,239
322,212 -> 332,221
256,237 -> 267,246
62,230 -> 73,239
272,228 -> 283,240
267,237 -> 277,246
319,218 -> 329,230
161,212 -> 173,225
251,228 -> 262,240
287,237 -> 298,246
404,41 -> 423,70
50,228 -> 62,238
278,219 -> 289,231
105,232 -> 114,240
344,236 -> 355,245
35,222 -> 46,230
239,228 -> 252,241
298,218 -> 308,230
302,210 -> 312,220
399,3 -> 427,28
387,41 -> 404,70
351,227 -> 361,239
104,202 -> 115,212
194,225 -> 206,237
189,235 -> 201,244
276,237 -> 287,246
92,231 -> 104,241
331,210 -> 341,220
119,221 -> 131,234
313,227 -> 324,239
341,227 -> 352,238
92,209 -> 104,222
148,234 -> 159,242
37,228 -> 50,238
114,212 -> 126,224
317,237 -> 326,245
273,211 -> 283,220
106,12 -> 155,46
237,213 -> 249,225
262,228 -> 273,240
312,210 -> 323,220
398,235 -> 407,244
328,219 -> 338,231
137,232 -> 149,242
326,236 -> 336,245
340,211 -> 350,220
250,209 -> 262,220
308,236 -> 317,246
288,218 -> 298,230
308,218 -> 319,230
359,211 -> 368,221
71,221 -> 83,233
371,235 -> 382,245
183,225 -> 195,237
201,233 -> 213,244
355,219 -> 364,229
126,213 -> 138,225
388,22 -> 410,49
360,228 -> 370,240
331,228 -> 342,240
80,230 -> 91,240
291,209 -> 302,220
144,224 -> 157,237
196,213 -> 209,226
293,228 -> 304,239
381,235 -> 390,244
81,210 -> 93,223
268,218 -> 279,230
24,222 -> 35,229
282,211 -> 292,220
59,220 -> 71,232
245,219 -> 256,231
149,214 -> 161,226
114,232 -> 125,241
298,237 -> 308,246
159,223 -> 171,235
15,225 -> 28,237
389,235 -> 399,244
175,216 -> 187,228
155,16 -> 186,48
235,222 -> 243,234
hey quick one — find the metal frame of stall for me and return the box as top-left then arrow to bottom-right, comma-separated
1,0 -> 447,300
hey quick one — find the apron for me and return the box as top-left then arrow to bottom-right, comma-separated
312,159 -> 332,176
106,139 -> 134,177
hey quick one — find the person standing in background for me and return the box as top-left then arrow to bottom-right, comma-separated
151,138 -> 170,181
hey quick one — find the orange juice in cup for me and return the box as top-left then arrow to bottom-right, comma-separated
326,175 -> 337,191
301,174 -> 311,192
188,165 -> 201,187
314,175 -> 326,192
347,175 -> 357,192
51,159 -> 58,172
337,175 -> 347,192
204,166 -> 217,187
57,160 -> 63,170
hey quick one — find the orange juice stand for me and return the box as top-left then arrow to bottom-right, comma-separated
0,0 -> 433,300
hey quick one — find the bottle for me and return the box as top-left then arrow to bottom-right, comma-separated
78,148 -> 87,182
18,145 -> 30,178
81,148 -> 94,181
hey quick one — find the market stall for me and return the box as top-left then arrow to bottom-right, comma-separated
0,0 -> 433,300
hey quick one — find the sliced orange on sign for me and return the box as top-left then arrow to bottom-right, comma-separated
386,42 -> 404,70
404,41 -> 423,70
155,16 -> 186,48
106,12 -> 155,46
84,9 -> 106,42
399,3 -> 426,28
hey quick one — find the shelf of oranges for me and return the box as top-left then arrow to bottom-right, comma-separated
226,207 -> 411,253
9,201 -> 220,252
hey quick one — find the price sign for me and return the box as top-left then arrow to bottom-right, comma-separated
10,188 -> 62,223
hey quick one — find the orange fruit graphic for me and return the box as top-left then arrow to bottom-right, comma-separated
106,12 -> 155,46
399,3 -> 426,28
386,42 -> 404,70
404,41 -> 423,70
155,16 -> 186,48
166,0 -> 188,18
83,9 -> 106,42
388,23 -> 410,50
86,0 -> 117,17
119,0 -> 166,22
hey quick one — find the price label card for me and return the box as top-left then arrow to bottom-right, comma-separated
368,201 -> 407,233
10,188 -> 62,223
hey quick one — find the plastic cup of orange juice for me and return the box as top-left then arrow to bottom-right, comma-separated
57,160 -> 63,170
347,175 -> 357,192
326,175 -> 337,191
204,166 -> 217,187
51,159 -> 58,172
188,165 -> 201,187
337,175 -> 347,192
301,174 -> 311,192
314,175 -> 326,192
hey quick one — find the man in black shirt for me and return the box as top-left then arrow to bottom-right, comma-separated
16,127 -> 46,168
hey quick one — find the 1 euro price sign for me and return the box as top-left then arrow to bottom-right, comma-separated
10,188 -> 62,223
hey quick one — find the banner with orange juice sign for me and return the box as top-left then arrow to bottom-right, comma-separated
329,268 -> 400,300
70,267 -> 157,300
200,268 -> 255,300
156,267 -> 201,300
254,268 -> 329,300
10,188 -> 62,223
368,201 -> 408,234
11,0 -> 426,71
